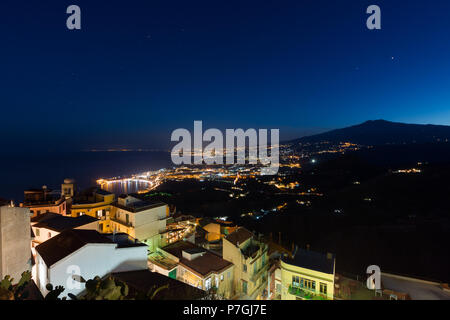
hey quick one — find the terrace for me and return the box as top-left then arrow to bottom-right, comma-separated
288,285 -> 327,300
334,274 -> 388,300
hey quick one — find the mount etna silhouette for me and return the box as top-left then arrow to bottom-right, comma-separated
290,120 -> 450,146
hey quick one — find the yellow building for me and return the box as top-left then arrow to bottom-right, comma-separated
280,248 -> 335,300
222,227 -> 269,299
110,195 -> 169,253
70,189 -> 115,233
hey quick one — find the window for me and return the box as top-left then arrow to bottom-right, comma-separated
48,232 -> 51,239
243,264 -> 247,273
205,278 -> 212,290
253,262 -> 257,274
35,229 -> 40,237
292,276 -> 300,287
242,280 -> 248,294
302,278 -> 315,291
220,274 -> 224,281
320,283 -> 327,295
262,254 -> 266,266
227,271 -> 231,279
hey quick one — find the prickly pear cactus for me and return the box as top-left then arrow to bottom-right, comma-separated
82,276 -> 129,300
0,271 -> 32,300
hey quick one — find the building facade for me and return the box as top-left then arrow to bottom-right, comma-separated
21,187 -> 67,217
280,248 -> 335,300
110,195 -> 168,253
222,227 -> 269,299
70,189 -> 115,233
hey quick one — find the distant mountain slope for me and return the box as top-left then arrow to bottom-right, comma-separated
289,120 -> 450,146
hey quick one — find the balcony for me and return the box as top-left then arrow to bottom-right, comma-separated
288,285 -> 327,300
250,262 -> 269,282
109,217 -> 133,228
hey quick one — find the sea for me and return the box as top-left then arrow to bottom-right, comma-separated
0,151 -> 173,203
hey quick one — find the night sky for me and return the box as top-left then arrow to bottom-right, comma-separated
2,0 -> 450,152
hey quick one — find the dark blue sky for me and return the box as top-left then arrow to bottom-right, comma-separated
1,0 -> 450,151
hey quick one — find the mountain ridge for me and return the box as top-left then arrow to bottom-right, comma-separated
288,120 -> 450,146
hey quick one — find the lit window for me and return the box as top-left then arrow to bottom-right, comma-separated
292,276 -> 300,287
205,278 -> 212,290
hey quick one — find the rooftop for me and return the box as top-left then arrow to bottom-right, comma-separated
224,227 -> 254,247
111,270 -> 206,300
282,248 -> 335,275
162,241 -> 233,277
148,251 -> 178,270
114,195 -> 166,213
36,229 -> 114,267
32,214 -> 99,232
103,233 -> 147,248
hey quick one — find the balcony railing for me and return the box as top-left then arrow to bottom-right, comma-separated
288,285 -> 327,300
109,217 -> 133,228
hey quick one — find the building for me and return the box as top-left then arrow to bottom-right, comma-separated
34,229 -> 148,298
0,199 -> 32,284
31,212 -> 100,245
222,227 -> 269,299
61,178 -> 76,199
20,186 -> 67,217
111,270 -> 206,300
149,240 -> 234,298
110,195 -> 169,253
70,188 -> 115,233
198,217 -> 238,242
268,260 -> 282,300
280,247 -> 335,300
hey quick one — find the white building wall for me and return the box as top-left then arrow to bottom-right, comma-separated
32,227 -> 58,244
36,243 -> 148,298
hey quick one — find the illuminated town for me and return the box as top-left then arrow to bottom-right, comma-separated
1,138 -> 447,301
